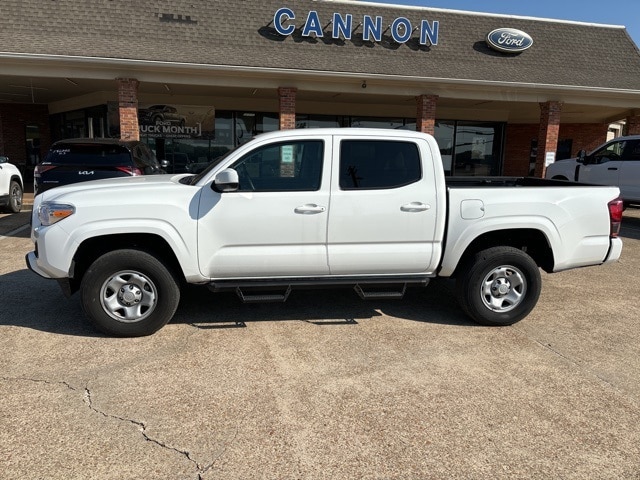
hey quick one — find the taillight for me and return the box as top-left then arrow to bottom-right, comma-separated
33,165 -> 57,177
116,166 -> 143,176
608,197 -> 624,237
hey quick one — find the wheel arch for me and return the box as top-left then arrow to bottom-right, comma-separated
450,228 -> 555,278
10,174 -> 23,189
69,233 -> 186,295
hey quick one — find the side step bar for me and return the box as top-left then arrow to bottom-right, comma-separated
235,286 -> 291,303
208,276 -> 431,304
354,283 -> 407,300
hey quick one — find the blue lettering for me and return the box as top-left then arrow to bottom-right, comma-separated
391,17 -> 411,43
274,7 -> 295,36
302,10 -> 323,37
332,13 -> 352,40
420,20 -> 439,46
272,9 -> 441,47
362,15 -> 382,42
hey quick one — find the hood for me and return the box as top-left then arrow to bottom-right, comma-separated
37,173 -> 193,203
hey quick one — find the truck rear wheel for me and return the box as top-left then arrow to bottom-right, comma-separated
80,249 -> 180,337
456,246 -> 541,326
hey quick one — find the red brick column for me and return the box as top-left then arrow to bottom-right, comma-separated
416,95 -> 438,136
535,101 -> 562,178
625,114 -> 640,136
117,78 -> 140,141
278,87 -> 297,130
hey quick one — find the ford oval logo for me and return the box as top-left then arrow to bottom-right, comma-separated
486,28 -> 533,53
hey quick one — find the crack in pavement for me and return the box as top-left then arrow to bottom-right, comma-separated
2,376 -> 211,479
2,375 -> 77,392
82,386 -> 211,478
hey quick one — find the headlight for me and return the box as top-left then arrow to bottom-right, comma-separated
38,202 -> 75,226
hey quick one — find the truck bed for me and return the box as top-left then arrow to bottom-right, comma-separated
445,176 -> 585,188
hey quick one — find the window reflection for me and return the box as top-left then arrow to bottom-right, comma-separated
453,122 -> 504,176
140,112 -> 504,178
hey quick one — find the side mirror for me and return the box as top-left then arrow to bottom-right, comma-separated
576,150 -> 587,164
212,168 -> 239,192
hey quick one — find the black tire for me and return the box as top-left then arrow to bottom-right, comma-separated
8,180 -> 23,213
456,246 -> 541,326
80,249 -> 180,337
551,175 -> 569,181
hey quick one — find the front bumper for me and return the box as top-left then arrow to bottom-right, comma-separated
25,251 -> 53,279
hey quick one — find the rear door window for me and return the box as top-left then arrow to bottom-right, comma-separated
622,140 -> 640,161
339,140 -> 422,190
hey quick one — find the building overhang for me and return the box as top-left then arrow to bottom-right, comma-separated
2,52 -> 640,124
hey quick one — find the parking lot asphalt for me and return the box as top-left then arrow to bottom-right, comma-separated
1,205 -> 639,479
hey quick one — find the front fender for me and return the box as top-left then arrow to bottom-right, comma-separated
66,218 -> 203,281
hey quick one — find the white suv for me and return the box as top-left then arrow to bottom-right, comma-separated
0,155 -> 24,213
545,135 -> 640,207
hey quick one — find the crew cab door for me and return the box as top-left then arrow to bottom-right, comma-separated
197,137 -> 330,278
578,139 -> 624,186
618,139 -> 640,202
327,135 -> 440,275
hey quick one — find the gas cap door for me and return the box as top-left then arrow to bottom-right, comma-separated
460,199 -> 485,220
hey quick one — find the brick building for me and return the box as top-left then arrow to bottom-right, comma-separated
1,0 -> 640,183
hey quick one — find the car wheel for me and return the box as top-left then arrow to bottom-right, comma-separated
8,181 -> 23,213
456,246 -> 541,326
551,175 -> 569,181
81,249 -> 180,337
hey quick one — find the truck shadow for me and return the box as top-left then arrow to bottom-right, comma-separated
0,270 -> 99,336
621,209 -> 640,240
0,270 -> 474,337
172,279 -> 475,330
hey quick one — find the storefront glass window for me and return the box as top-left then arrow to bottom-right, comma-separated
141,111 -> 279,173
235,112 -> 279,145
434,121 -> 455,175
296,115 -> 342,129
350,117 -> 405,130
453,122 -> 504,176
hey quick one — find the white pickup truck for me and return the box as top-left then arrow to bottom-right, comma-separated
0,155 -> 24,213
26,129 -> 624,336
545,135 -> 640,207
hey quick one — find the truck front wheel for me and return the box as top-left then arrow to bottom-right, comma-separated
80,249 -> 180,337
456,246 -> 541,326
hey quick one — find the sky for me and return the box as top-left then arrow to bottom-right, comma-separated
363,0 -> 640,46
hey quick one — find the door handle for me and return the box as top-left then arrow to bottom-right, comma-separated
295,204 -> 326,215
607,167 -> 618,171
401,202 -> 430,212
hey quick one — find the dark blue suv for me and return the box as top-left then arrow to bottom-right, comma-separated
34,139 -> 165,195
